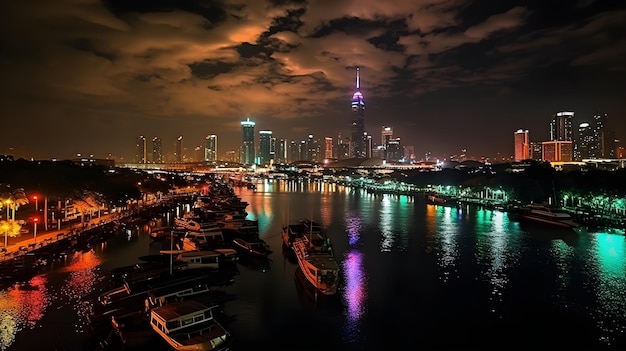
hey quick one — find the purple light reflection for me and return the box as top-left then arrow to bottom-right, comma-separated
342,249 -> 367,344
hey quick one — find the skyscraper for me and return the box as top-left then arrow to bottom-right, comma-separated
205,134 -> 217,162
513,129 -> 530,161
175,135 -> 183,163
382,126 -> 393,159
241,117 -> 255,165
135,135 -> 146,164
550,111 -> 574,141
350,67 -> 366,158
152,136 -> 162,163
324,137 -> 333,160
258,130 -> 273,165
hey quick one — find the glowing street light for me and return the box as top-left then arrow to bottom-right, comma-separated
33,216 -> 39,245
33,195 -> 38,212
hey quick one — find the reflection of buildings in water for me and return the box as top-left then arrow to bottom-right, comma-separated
433,206 -> 461,283
0,274 -> 51,350
341,249 -> 366,344
474,209 -> 512,315
589,233 -> 626,340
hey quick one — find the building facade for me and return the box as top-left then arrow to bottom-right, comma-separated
152,136 -> 162,163
550,111 -> 574,141
205,134 -> 217,162
258,130 -> 274,165
135,135 -> 146,164
542,140 -> 573,162
240,118 -> 256,165
513,129 -> 530,161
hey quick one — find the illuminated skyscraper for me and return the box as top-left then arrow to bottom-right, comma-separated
241,117 -> 256,165
205,134 -> 217,162
152,136 -> 162,163
258,130 -> 273,165
513,129 -> 530,161
135,135 -> 146,164
550,111 -> 573,141
350,67 -> 366,158
175,135 -> 183,163
324,137 -> 333,160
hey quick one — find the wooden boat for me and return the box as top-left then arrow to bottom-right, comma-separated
231,237 -> 272,258
281,223 -> 305,249
149,300 -> 232,351
292,236 -> 339,296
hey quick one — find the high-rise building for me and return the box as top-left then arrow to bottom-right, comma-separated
382,126 -> 393,146
135,135 -> 146,164
289,140 -> 299,163
205,134 -> 217,162
258,130 -> 273,165
152,136 -> 162,163
276,138 -> 288,164
550,111 -> 574,141
513,129 -> 530,161
324,137 -> 333,160
593,113 -> 616,158
240,117 -> 255,165
306,134 -> 320,162
350,67 -> 366,158
575,123 -> 593,160
386,138 -> 401,161
175,135 -> 183,163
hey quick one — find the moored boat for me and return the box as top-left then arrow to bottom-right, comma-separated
149,300 -> 232,351
519,203 -> 581,229
292,236 -> 339,296
231,237 -> 272,258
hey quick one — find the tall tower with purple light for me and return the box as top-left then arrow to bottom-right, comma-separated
350,67 -> 366,158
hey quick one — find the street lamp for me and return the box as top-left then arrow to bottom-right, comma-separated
33,195 -> 38,212
33,216 -> 39,245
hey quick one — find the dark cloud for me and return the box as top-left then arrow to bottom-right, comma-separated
0,0 -> 624,162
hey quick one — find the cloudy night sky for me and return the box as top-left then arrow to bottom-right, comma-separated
1,0 -> 625,162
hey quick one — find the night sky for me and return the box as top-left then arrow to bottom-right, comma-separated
1,0 -> 625,162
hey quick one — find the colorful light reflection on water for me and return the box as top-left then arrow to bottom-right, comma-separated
0,275 -> 51,351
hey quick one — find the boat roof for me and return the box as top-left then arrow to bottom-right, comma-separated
151,300 -> 214,321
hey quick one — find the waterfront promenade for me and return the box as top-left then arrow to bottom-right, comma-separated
0,212 -> 121,262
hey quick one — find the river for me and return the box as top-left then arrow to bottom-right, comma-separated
1,179 -> 626,350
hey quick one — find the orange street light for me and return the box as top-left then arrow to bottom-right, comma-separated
32,216 -> 39,245
33,195 -> 39,212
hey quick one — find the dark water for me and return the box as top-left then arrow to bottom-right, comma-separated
2,179 -> 626,350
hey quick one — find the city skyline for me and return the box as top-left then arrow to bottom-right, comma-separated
1,1 -> 625,161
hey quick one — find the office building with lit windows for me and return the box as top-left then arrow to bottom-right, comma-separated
136,135 -> 146,164
205,134 -> 217,162
152,136 -> 162,163
241,117 -> 256,165
258,130 -> 274,165
513,129 -> 530,161
550,111 -> 574,141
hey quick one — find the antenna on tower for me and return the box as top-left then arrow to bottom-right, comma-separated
356,67 -> 360,89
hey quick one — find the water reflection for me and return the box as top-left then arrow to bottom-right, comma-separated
431,205 -> 461,282
342,213 -> 367,346
591,233 -> 626,346
474,208 -> 514,315
0,275 -> 50,351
